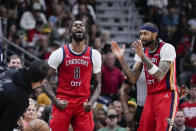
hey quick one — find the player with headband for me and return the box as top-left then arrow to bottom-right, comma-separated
111,22 -> 179,131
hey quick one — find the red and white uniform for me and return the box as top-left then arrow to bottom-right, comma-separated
136,41 -> 179,131
180,102 -> 196,128
48,44 -> 101,131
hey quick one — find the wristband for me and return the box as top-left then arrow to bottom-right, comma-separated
148,64 -> 159,75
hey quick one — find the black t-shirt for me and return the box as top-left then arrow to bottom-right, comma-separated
0,67 -> 32,131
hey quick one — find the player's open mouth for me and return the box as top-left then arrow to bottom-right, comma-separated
76,30 -> 83,35
77,30 -> 83,33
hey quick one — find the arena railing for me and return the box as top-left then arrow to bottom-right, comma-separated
0,35 -> 41,67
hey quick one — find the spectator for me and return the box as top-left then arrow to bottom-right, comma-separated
89,24 -> 100,45
27,19 -> 44,43
98,109 -> 127,131
7,23 -> 17,41
75,3 -> 94,26
34,86 -> 51,106
180,74 -> 196,129
20,2 -> 47,30
101,52 -> 124,100
93,37 -> 102,52
97,108 -> 107,127
8,33 -> 23,56
7,55 -> 22,69
72,1 -> 96,22
113,100 -> 127,128
94,108 -> 107,130
178,53 -> 196,86
23,104 -> 38,127
173,110 -> 194,131
36,35 -> 49,59
48,4 -> 65,27
100,30 -> 111,55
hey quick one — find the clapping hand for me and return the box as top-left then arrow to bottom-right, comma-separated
111,41 -> 125,60
132,40 -> 145,58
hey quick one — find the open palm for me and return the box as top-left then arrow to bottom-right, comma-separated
111,41 -> 125,59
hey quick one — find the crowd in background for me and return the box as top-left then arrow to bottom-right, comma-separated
0,0 -> 195,131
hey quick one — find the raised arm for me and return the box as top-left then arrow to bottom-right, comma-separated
111,41 -> 143,84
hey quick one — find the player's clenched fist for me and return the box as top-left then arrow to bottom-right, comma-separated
54,99 -> 68,110
83,102 -> 92,112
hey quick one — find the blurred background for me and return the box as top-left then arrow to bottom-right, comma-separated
0,0 -> 196,130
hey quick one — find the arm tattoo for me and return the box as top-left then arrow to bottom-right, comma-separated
141,55 -> 153,70
118,57 -> 143,84
154,61 -> 171,81
141,55 -> 172,81
120,83 -> 131,113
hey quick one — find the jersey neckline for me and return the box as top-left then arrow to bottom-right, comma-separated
67,44 -> 88,56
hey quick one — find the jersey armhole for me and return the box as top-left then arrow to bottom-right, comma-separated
90,48 -> 93,68
158,41 -> 165,60
57,46 -> 66,70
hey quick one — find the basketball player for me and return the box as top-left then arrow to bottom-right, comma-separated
45,20 -> 102,131
111,22 -> 179,131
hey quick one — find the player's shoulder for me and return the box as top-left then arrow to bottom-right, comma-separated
161,41 -> 175,51
91,48 -> 101,56
52,46 -> 64,54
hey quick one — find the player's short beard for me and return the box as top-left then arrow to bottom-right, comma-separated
71,32 -> 86,42
143,35 -> 155,47
143,39 -> 154,47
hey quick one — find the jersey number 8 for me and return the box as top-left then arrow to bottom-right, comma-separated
74,67 -> 80,79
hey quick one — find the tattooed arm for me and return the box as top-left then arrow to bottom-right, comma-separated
141,54 -> 171,81
111,41 -> 143,84
133,41 -> 174,82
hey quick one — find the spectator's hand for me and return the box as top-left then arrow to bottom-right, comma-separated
179,85 -> 189,98
111,41 -> 125,60
54,99 -> 68,110
17,116 -> 26,129
84,102 -> 92,112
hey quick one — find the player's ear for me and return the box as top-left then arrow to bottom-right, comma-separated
152,32 -> 157,39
